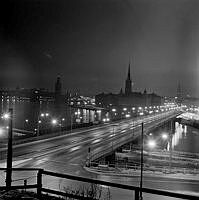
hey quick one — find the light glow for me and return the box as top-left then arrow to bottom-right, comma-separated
147,140 -> 156,149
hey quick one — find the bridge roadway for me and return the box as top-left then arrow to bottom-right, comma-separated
1,110 -> 198,200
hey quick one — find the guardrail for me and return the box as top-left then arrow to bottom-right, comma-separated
0,168 -> 198,200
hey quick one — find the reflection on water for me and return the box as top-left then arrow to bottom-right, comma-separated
171,122 -> 183,148
169,122 -> 199,153
0,98 -> 97,132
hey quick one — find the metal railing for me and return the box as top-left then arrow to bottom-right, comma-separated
0,167 -> 198,200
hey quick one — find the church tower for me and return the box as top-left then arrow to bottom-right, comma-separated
125,63 -> 132,95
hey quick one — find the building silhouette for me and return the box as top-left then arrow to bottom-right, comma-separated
125,63 -> 132,95
95,62 -> 162,119
176,82 -> 183,106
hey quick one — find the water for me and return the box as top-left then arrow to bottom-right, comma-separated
0,98 -> 96,134
0,98 -> 67,132
172,122 -> 199,154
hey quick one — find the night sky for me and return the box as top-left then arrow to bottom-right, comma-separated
2,0 -> 199,97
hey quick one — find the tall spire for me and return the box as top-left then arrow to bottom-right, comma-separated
125,62 -> 132,95
127,62 -> 131,80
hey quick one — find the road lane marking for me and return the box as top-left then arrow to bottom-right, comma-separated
70,146 -> 81,152
91,139 -> 101,144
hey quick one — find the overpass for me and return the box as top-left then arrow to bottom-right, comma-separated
176,112 -> 199,129
88,110 -> 181,162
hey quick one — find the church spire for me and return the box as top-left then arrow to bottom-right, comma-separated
127,62 -> 131,80
125,62 -> 132,95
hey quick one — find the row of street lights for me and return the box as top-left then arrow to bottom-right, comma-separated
36,112 -> 66,136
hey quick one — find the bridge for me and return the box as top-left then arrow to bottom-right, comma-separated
88,110 -> 181,162
175,112 -> 199,129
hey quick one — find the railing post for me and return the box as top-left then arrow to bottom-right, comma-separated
135,189 -> 140,200
24,179 -> 27,192
37,169 -> 43,199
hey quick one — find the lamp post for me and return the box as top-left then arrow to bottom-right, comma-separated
37,119 -> 41,137
139,122 -> 144,200
169,120 -> 175,173
6,108 -> 13,189
139,123 -> 156,200
70,106 -> 73,132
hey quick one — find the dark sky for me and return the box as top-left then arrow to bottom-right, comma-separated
2,0 -> 199,96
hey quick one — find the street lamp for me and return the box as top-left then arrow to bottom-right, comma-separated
37,118 -> 42,137
2,113 -> 10,119
140,122 -> 144,200
162,133 -> 168,140
51,119 -> 58,125
147,139 -> 156,149
6,108 -> 13,189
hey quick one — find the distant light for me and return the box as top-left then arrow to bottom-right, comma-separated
147,140 -> 156,149
125,114 -> 131,118
38,120 -> 42,124
162,133 -> 168,140
25,119 -> 29,123
123,108 -> 127,111
112,108 -> 116,112
102,118 -> 106,122
106,118 -> 110,122
139,112 -> 144,116
62,118 -> 65,121
2,113 -> 10,119
45,113 -> 49,117
51,119 -> 57,125
40,113 -> 45,117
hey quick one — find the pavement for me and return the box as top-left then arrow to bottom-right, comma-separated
84,166 -> 199,181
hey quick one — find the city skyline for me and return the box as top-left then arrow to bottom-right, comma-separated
2,0 -> 199,97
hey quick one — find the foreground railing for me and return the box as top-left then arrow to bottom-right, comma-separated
0,168 -> 198,200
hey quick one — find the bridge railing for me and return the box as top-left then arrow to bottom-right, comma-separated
0,167 -> 198,200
